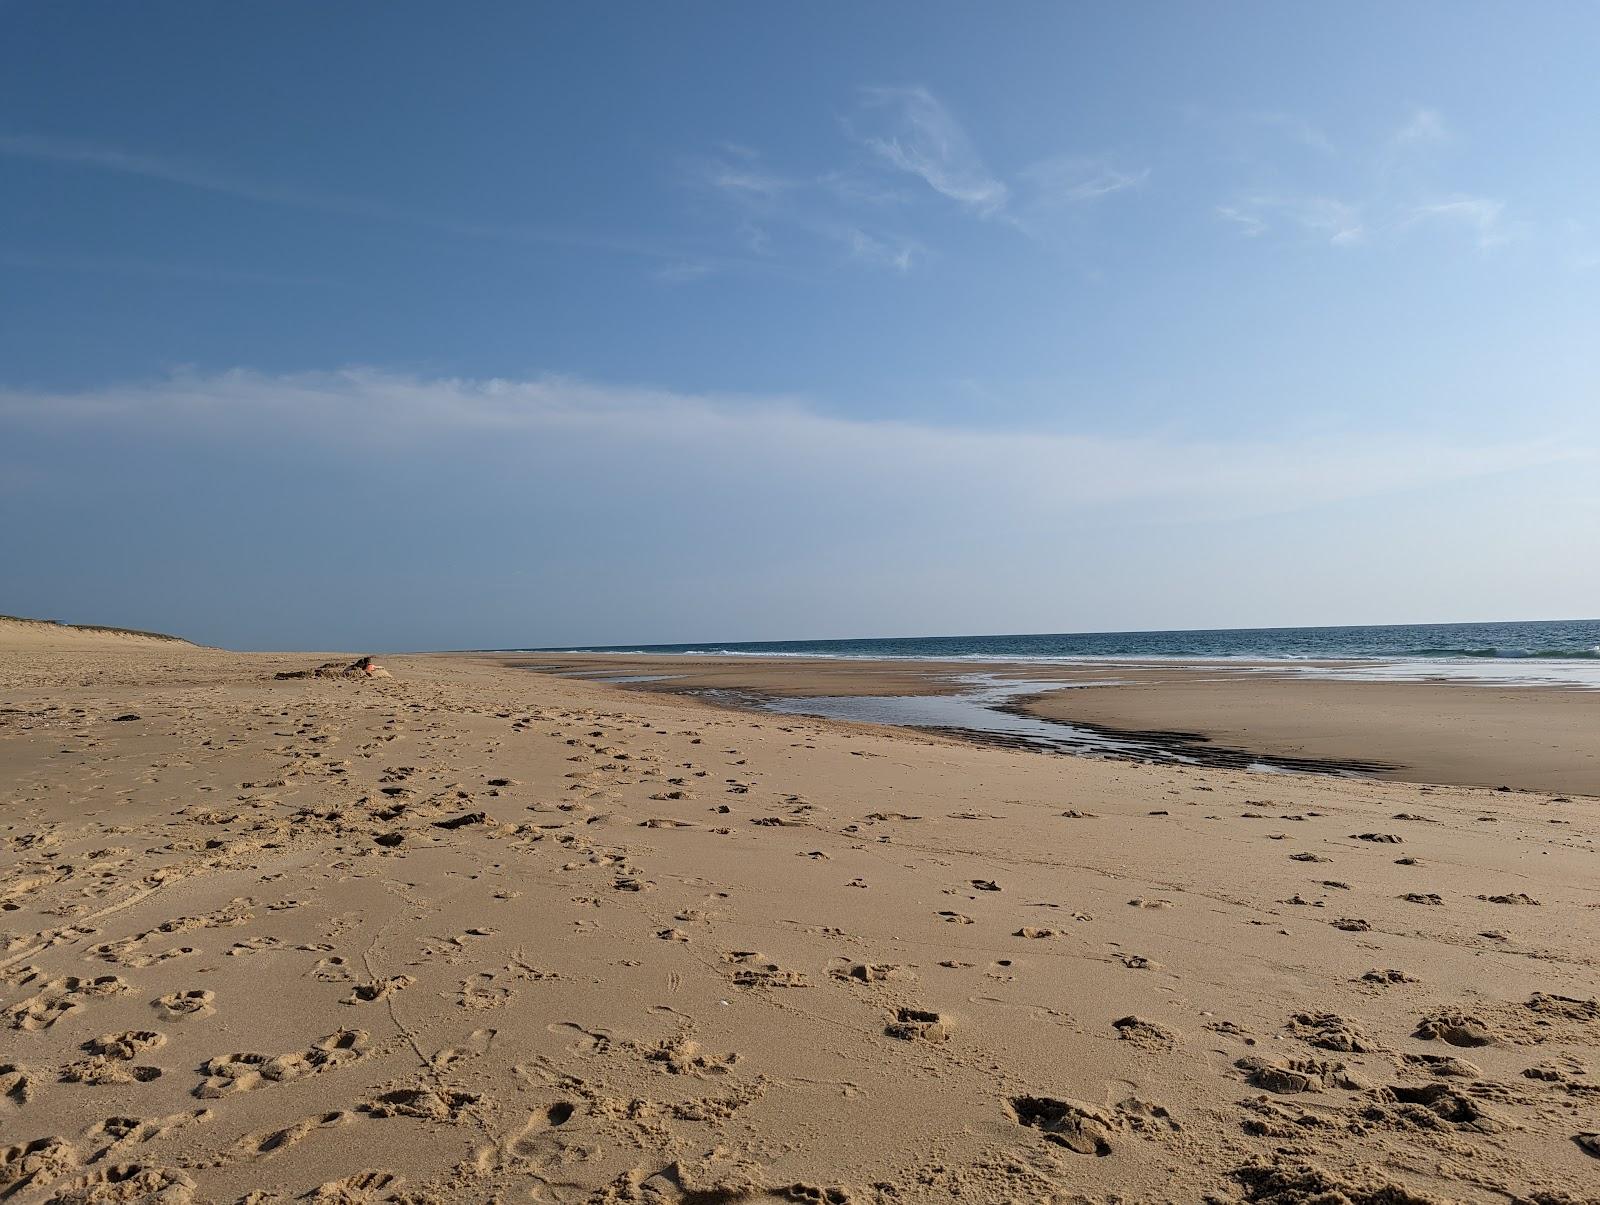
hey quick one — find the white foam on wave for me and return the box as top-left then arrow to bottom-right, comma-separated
536,647 -> 1600,687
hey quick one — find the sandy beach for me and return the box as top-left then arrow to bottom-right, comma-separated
2,619 -> 1597,1203
12,3 -> 1600,1200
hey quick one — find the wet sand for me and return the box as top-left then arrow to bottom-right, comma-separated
3,626 -> 1598,1203
504,653 -> 1600,795
1020,674 -> 1600,797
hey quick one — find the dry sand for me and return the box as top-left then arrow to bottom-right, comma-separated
2,632 -> 1598,1203
0,616 -> 201,652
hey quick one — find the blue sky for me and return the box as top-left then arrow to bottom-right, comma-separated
3,2 -> 1597,650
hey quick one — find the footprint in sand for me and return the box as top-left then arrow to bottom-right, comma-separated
1113,1015 -> 1177,1050
4,995 -> 78,1033
830,961 -> 908,984
430,1027 -> 497,1070
233,1111 -> 352,1158
1236,1054 -> 1364,1093
153,988 -> 216,1021
639,1033 -> 741,1075
312,955 -> 353,982
885,1007 -> 949,1042
42,1164 -> 197,1202
1414,1010 -> 1498,1047
1006,1096 -> 1122,1156
4,975 -> 131,1031
59,1049 -> 164,1085
345,975 -> 414,1004
307,1169 -> 404,1202
1371,1082 -> 1503,1133
226,935 -> 283,957
0,1135 -> 78,1196
1285,1012 -> 1379,1052
195,1029 -> 367,1098
495,1104 -> 585,1171
459,973 -> 516,1010
360,1086 -> 478,1121
1,1063 -> 35,1106
548,1020 -> 612,1054
1402,1051 -> 1481,1078
723,951 -> 808,989
84,1110 -> 210,1162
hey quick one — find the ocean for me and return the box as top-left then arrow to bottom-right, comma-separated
532,618 -> 1600,687
545,619 -> 1600,663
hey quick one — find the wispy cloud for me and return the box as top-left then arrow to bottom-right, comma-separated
0,248 -> 334,286
1247,112 -> 1337,156
1214,108 -> 1516,252
853,86 -> 1009,215
685,149 -> 922,273
1183,107 -> 1338,163
652,260 -> 717,283
848,87 -> 1148,235
816,170 -> 909,208
1215,205 -> 1267,238
0,132 -> 335,208
685,86 -> 1145,269
1392,107 -> 1449,146
4,103 -> 1143,289
702,164 -> 797,200
1405,196 -> 1510,249
1019,156 -> 1148,206
0,131 -> 748,273
838,226 -> 921,271
2,368 -> 1581,525
734,220 -> 772,255
1216,195 -> 1365,245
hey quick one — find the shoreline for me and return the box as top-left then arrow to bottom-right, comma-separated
493,653 -> 1600,795
628,680 -> 1401,780
496,648 -> 1600,689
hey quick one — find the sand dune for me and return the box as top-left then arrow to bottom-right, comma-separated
1,644 -> 1596,1202
0,615 -> 197,652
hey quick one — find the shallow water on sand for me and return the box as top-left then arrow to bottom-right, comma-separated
703,674 -> 1385,776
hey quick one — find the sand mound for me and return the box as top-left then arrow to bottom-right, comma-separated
0,614 -> 194,651
274,656 -> 393,680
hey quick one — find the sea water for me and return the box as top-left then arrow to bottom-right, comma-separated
530,619 -> 1600,688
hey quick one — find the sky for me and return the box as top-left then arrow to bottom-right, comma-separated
3,2 -> 1598,651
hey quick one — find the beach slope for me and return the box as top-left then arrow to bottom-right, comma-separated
1,642 -> 1596,1202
